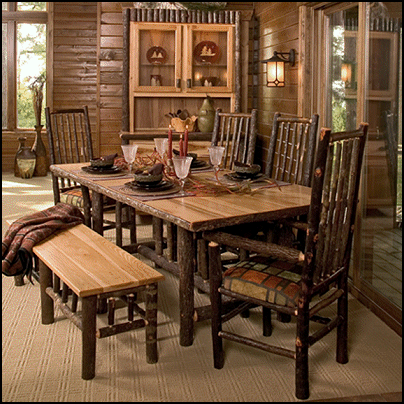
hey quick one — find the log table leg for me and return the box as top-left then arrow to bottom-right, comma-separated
92,191 -> 107,313
81,295 -> 97,380
80,185 -> 92,228
91,191 -> 104,235
145,283 -> 158,364
177,226 -> 195,346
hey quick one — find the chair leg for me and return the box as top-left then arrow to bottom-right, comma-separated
295,308 -> 310,400
277,312 -> 291,323
208,241 -> 224,369
263,307 -> 272,336
336,279 -> 348,364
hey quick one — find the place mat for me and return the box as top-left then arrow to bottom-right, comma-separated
72,168 -> 133,180
109,183 -> 194,201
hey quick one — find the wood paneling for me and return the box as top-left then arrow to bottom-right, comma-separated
254,2 -> 301,174
52,2 -> 98,155
5,2 -> 283,172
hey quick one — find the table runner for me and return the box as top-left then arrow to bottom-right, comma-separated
108,175 -> 290,202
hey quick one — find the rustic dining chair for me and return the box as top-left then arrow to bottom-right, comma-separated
203,123 -> 368,400
191,108 -> 259,278
262,112 -> 320,249
211,108 -> 258,170
266,112 -> 319,186
45,106 -> 135,247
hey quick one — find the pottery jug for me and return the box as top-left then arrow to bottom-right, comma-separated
197,96 -> 215,133
16,146 -> 36,179
14,136 -> 28,177
32,125 -> 48,176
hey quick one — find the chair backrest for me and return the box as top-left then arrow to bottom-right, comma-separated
265,112 -> 319,186
211,109 -> 258,170
304,123 -> 368,288
45,106 -> 94,165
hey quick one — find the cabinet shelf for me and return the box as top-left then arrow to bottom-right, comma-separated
128,20 -> 237,133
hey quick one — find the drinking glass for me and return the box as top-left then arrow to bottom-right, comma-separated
121,144 -> 138,173
154,138 -> 168,158
208,146 -> 225,181
172,156 -> 193,195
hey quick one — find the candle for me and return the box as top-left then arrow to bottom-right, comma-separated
179,133 -> 184,157
168,125 -> 173,159
184,125 -> 189,156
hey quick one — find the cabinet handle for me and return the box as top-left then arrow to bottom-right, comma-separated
187,79 -> 192,88
176,79 -> 181,88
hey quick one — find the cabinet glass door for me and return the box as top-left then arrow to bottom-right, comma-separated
130,23 -> 181,92
184,24 -> 234,92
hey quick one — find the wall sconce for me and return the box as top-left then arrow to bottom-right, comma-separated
261,49 -> 296,87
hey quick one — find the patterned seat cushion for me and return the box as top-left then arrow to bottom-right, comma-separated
222,256 -> 304,308
60,188 -> 87,208
60,189 -> 111,210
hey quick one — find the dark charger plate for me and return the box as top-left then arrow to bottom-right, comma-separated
81,165 -> 122,174
125,180 -> 174,192
225,172 -> 264,181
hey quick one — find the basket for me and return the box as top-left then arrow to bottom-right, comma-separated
171,116 -> 197,132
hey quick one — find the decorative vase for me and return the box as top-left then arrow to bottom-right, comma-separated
14,136 -> 28,177
32,125 -> 48,176
16,146 -> 36,179
197,95 -> 215,133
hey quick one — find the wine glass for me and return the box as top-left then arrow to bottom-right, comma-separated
208,146 -> 225,181
172,156 -> 193,195
154,138 -> 168,159
121,144 -> 138,173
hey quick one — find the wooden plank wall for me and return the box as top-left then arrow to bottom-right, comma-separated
52,2 -> 98,154
4,2 -> 301,173
253,2 -> 300,173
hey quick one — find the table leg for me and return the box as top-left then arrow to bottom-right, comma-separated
80,185 -> 92,228
177,226 -> 195,346
92,191 -> 104,235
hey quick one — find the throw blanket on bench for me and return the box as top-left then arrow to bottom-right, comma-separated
2,203 -> 84,282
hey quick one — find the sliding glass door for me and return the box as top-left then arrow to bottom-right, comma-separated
313,2 -> 402,335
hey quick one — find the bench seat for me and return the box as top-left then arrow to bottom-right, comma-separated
33,223 -> 164,380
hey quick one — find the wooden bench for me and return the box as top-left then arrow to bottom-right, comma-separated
32,223 -> 165,380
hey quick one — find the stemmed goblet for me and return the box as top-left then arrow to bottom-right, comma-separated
121,144 -> 139,174
208,146 -> 225,182
154,138 -> 168,159
172,156 -> 193,195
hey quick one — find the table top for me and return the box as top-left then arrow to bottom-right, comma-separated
51,162 -> 312,233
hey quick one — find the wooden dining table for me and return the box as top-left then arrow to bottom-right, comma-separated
50,162 -> 312,346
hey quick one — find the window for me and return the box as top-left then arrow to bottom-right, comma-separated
2,2 -> 47,131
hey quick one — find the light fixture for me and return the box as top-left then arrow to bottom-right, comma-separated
261,49 -> 296,87
341,61 -> 355,89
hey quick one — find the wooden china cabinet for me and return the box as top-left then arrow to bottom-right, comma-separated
121,8 -> 243,151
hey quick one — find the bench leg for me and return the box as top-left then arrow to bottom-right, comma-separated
81,295 -> 97,380
39,260 -> 54,325
145,283 -> 158,364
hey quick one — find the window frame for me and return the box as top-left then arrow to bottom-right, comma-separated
2,2 -> 48,132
